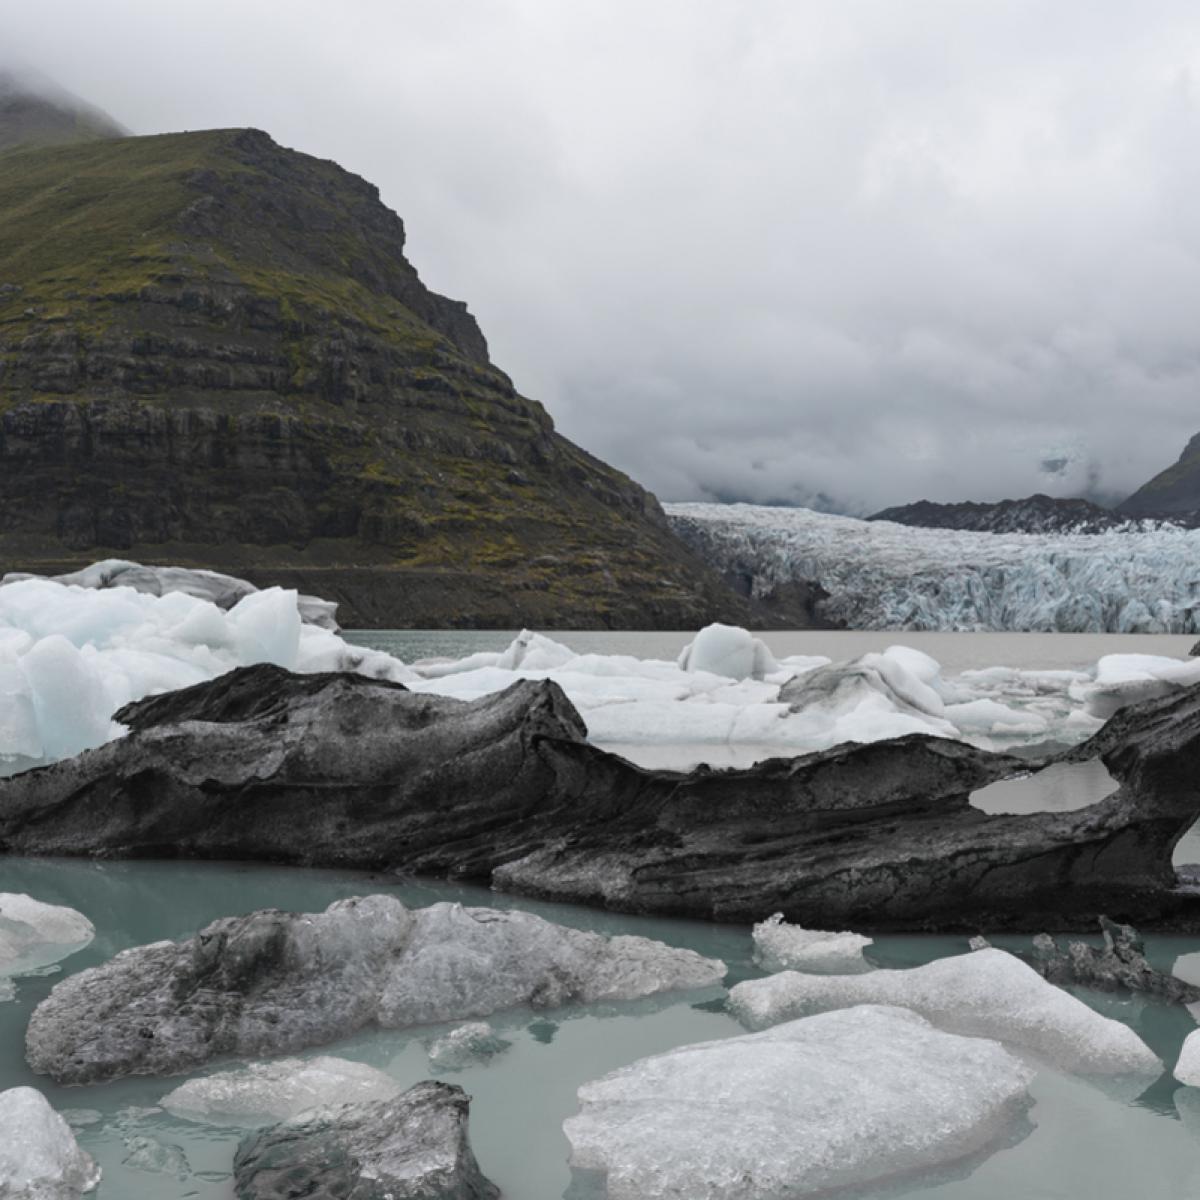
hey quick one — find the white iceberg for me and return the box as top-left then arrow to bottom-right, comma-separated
1176,1029 -> 1200,1087
751,913 -> 873,973
564,1005 -> 1034,1200
677,623 -> 778,680
0,894 -> 94,976
161,1056 -> 401,1126
0,1087 -> 101,1199
728,947 -> 1158,1075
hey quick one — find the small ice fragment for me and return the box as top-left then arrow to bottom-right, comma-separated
0,894 -> 94,976
751,913 -> 872,974
427,1022 -> 512,1071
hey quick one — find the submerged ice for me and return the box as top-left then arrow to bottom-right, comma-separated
564,1005 -> 1034,1200
667,501 -> 1200,633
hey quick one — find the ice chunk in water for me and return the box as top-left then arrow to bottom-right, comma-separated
0,1087 -> 101,1198
751,913 -> 873,973
427,1022 -> 513,1071
1175,1030 -> 1200,1086
161,1056 -> 401,1126
0,894 -> 94,976
677,623 -> 778,680
564,1005 -> 1034,1200
728,947 -> 1158,1075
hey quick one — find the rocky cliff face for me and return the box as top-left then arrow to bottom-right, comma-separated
0,126 -> 754,627
1118,431 -> 1200,518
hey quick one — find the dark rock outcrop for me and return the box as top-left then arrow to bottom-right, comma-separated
4,663 -> 1200,931
870,494 -> 1164,534
233,1083 -> 499,1200
1120,431 -> 1200,518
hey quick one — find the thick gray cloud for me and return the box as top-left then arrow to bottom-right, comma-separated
8,0 -> 1200,511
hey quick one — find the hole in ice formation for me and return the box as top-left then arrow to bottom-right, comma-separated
969,759 -> 1119,815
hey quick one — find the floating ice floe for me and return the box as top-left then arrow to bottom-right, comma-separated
4,566 -> 1195,775
0,577 -> 415,770
728,947 -> 1159,1075
1176,1031 -> 1200,1086
564,1005 -> 1034,1200
751,913 -> 873,974
427,1022 -> 512,1072
0,894 -> 94,977
28,896 -> 726,1083
0,1087 -> 101,1199
666,501 -> 1200,632
161,1056 -> 402,1126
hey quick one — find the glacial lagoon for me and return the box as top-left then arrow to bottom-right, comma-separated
6,629 -> 1200,1198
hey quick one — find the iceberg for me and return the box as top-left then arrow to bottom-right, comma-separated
0,1087 -> 102,1199
677,622 -> 778,680
427,1022 -> 512,1071
564,1005 -> 1034,1200
0,893 -> 94,976
27,896 -> 726,1084
667,501 -> 1200,632
1177,1031 -> 1200,1086
751,913 -> 873,973
728,947 -> 1159,1075
161,1056 -> 401,1126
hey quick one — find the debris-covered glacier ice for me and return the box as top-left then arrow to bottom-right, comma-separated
161,1056 -> 402,1126
728,947 -> 1158,1075
667,501 -> 1200,632
0,1086 -> 102,1199
27,896 -> 726,1083
751,913 -> 873,973
563,1005 -> 1034,1200
0,893 -> 94,977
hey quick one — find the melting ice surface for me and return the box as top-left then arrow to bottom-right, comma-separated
3,860 -> 1200,1199
8,576 -> 1200,776
666,501 -> 1200,633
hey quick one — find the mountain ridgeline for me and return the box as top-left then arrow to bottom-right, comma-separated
0,94 -> 768,627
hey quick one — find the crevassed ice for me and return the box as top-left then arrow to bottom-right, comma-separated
751,913 -> 873,974
666,501 -> 1200,633
160,1056 -> 401,1126
0,893 -> 94,977
0,1087 -> 102,1199
564,1005 -> 1034,1200
728,947 -> 1159,1075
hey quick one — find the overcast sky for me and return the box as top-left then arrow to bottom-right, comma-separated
8,1 -> 1200,512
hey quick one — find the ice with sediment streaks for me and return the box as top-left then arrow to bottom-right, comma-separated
564,1005 -> 1035,1200
728,947 -> 1160,1075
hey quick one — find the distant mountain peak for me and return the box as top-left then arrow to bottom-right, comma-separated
1118,430 -> 1200,517
0,64 -> 126,151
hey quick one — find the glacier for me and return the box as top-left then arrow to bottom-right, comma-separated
563,1005 -> 1035,1200
667,501 -> 1200,632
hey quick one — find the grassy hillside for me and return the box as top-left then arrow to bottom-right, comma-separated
0,128 -> 758,628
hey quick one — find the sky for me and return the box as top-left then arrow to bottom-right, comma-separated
7,0 -> 1200,513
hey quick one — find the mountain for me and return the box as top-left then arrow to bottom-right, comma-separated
869,494 -> 1138,534
0,119 -> 770,628
0,66 -> 126,151
1118,431 -> 1200,518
